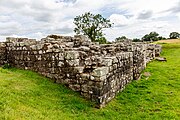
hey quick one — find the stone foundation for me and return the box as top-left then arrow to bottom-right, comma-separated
0,35 -> 161,108
0,42 -> 7,65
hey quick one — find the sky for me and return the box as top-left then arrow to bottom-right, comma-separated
0,0 -> 180,41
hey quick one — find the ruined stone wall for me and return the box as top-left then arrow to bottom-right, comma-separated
112,41 -> 147,80
0,42 -> 7,66
0,35 -> 162,108
132,43 -> 147,80
146,44 -> 162,62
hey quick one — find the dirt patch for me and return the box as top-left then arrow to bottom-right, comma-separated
154,39 -> 180,44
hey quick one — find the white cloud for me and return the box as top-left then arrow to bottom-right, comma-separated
0,15 -> 11,22
109,14 -> 133,27
34,32 -> 44,39
0,0 -> 180,42
176,13 -> 180,19
0,21 -> 22,36
137,10 -> 153,19
105,20 -> 180,41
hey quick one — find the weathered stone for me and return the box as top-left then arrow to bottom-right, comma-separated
101,58 -> 113,66
93,75 -> 106,82
155,57 -> 167,61
65,42 -> 74,47
30,45 -> 37,50
58,61 -> 64,67
143,72 -> 151,77
79,46 -> 90,52
112,57 -> 118,64
69,84 -> 81,91
81,73 -> 90,81
74,67 -> 84,73
92,67 -> 109,77
66,59 -> 79,66
90,45 -> 100,51
64,51 -> 79,60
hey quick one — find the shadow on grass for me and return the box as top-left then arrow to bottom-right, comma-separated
0,67 -> 96,114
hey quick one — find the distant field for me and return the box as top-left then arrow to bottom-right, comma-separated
154,39 -> 180,44
0,42 -> 180,120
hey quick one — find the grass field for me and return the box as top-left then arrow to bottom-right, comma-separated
0,42 -> 180,120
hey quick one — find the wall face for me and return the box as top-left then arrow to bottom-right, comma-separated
0,42 -> 7,66
132,43 -> 147,80
0,35 -> 162,108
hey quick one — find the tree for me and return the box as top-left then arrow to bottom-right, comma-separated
115,36 -> 127,41
97,37 -> 107,44
132,38 -> 141,42
74,12 -> 112,44
169,32 -> 180,39
158,36 -> 166,40
142,31 -> 159,41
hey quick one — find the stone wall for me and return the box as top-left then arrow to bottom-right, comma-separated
0,35 -> 162,108
0,42 -> 7,66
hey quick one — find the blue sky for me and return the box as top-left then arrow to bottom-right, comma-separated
0,0 -> 180,41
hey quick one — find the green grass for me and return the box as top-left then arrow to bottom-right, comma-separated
0,43 -> 180,120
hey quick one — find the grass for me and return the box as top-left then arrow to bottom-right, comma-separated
0,42 -> 180,120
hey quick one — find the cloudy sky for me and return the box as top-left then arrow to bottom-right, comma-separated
0,0 -> 180,41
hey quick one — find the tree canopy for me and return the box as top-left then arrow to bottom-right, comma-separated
132,38 -> 141,42
115,36 -> 127,41
142,32 -> 159,41
73,12 -> 112,44
169,32 -> 180,39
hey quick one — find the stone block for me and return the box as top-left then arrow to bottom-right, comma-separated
64,51 -> 79,60
92,67 -> 109,77
80,73 -> 90,81
66,59 -> 79,66
69,84 -> 81,91
79,46 -> 90,52
74,67 -> 84,73
57,61 -> 64,67
101,58 -> 113,66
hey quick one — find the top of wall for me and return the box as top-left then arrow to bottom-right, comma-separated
4,34 -> 161,57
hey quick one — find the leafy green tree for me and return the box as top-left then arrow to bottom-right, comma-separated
96,37 -> 107,44
74,12 -> 112,44
158,36 -> 166,40
142,34 -> 150,41
169,32 -> 180,39
142,32 -> 159,41
132,38 -> 141,42
115,36 -> 127,42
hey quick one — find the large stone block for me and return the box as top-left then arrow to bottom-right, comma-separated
92,67 -> 109,77
64,51 -> 79,60
101,57 -> 113,66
